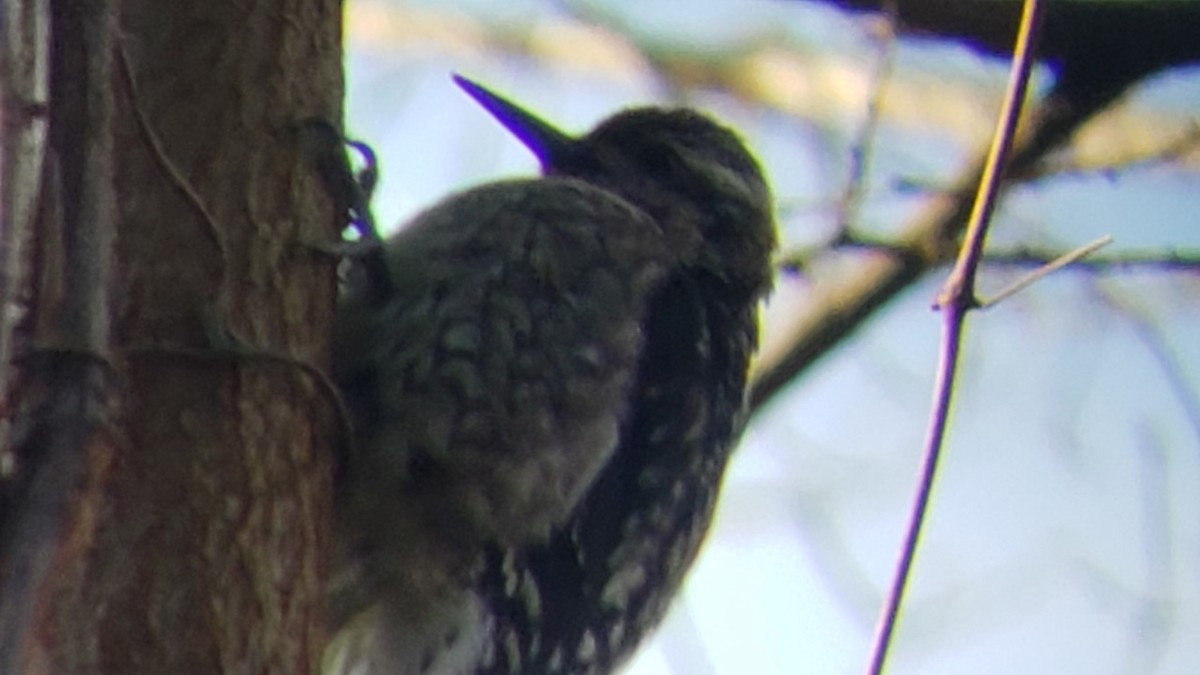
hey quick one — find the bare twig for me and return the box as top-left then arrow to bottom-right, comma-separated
834,4 -> 898,236
785,230 -> 1196,279
979,235 -> 1113,308
986,247 -> 1199,272
864,1 -> 1044,673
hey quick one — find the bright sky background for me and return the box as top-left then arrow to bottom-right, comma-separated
345,2 -> 1200,673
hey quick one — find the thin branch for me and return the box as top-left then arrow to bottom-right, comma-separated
783,233 -> 1197,278
979,235 -> 1113,308
864,1 -> 1044,673
982,247 -> 1200,272
834,5 -> 898,236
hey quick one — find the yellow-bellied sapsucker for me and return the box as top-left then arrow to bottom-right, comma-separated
325,76 -> 775,675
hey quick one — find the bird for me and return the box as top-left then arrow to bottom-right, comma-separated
325,75 -> 775,675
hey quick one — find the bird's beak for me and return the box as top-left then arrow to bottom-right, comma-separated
453,74 -> 573,170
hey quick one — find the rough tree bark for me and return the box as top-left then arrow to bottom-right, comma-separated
1,0 -> 345,673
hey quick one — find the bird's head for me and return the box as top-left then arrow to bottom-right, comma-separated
454,75 -> 775,298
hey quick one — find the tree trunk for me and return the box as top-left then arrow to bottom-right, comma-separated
1,0 -> 344,672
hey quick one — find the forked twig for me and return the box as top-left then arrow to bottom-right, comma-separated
864,1 -> 1044,673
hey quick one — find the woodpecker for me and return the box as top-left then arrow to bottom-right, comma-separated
326,76 -> 775,675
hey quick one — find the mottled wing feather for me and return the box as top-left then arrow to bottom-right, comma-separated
476,268 -> 758,674
330,178 -> 678,674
